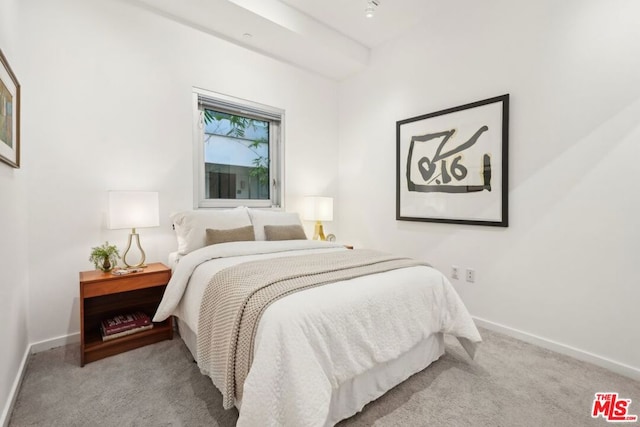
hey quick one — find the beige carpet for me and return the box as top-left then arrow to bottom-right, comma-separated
9,327 -> 640,426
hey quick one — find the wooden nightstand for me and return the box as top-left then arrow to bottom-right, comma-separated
79,263 -> 173,366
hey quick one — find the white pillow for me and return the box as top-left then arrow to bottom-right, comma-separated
170,207 -> 252,255
248,209 -> 304,241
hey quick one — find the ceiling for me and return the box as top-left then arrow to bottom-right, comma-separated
126,0 -> 430,80
279,0 -> 432,48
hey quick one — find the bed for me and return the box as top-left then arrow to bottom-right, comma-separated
153,208 -> 482,427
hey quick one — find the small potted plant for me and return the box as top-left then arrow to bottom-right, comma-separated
89,241 -> 120,272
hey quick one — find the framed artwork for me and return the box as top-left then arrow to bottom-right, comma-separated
0,49 -> 20,168
396,94 -> 509,227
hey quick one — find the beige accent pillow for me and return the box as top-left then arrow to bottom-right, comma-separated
264,225 -> 307,241
205,225 -> 255,246
248,209 -> 303,240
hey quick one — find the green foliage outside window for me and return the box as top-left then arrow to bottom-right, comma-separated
203,110 -> 269,186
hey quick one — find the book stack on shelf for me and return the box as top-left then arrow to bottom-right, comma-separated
100,311 -> 153,341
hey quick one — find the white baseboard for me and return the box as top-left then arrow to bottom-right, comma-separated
30,332 -> 80,354
473,316 -> 640,381
1,332 -> 80,426
0,345 -> 30,427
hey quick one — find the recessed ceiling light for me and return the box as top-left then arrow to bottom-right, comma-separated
365,0 -> 380,18
365,6 -> 374,18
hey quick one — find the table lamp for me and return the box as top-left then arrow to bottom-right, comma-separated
108,191 -> 159,268
303,196 -> 333,240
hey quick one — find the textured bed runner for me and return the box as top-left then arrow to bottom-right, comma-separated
196,249 -> 428,409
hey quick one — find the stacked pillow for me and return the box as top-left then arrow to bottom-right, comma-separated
170,207 -> 307,255
248,209 -> 305,241
170,207 -> 253,255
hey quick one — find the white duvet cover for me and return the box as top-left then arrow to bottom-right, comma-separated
154,240 -> 482,427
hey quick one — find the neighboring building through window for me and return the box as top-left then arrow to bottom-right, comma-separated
193,89 -> 283,208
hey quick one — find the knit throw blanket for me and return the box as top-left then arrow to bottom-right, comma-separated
196,249 -> 428,409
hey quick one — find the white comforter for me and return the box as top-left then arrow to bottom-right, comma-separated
154,241 -> 482,427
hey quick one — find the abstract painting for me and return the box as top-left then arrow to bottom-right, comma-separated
396,94 -> 509,226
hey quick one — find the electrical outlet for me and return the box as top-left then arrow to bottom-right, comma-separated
466,268 -> 475,283
451,265 -> 459,280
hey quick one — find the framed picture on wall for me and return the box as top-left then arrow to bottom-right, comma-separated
396,94 -> 509,227
0,49 -> 20,169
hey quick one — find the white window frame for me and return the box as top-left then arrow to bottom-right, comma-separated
193,88 -> 284,209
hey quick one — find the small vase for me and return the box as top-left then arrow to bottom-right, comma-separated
101,258 -> 112,272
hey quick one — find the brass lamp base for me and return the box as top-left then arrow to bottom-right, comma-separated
122,228 -> 148,268
312,221 -> 326,241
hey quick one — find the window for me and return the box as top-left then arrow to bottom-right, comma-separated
193,88 -> 284,208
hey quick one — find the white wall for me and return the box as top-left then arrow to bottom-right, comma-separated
338,0 -> 640,373
0,0 -> 30,423
15,0 -> 339,343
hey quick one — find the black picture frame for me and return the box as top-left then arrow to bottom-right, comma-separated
396,94 -> 509,227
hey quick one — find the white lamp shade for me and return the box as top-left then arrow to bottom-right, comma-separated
108,191 -> 160,229
303,196 -> 333,221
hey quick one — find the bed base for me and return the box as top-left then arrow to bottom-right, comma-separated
176,318 -> 444,425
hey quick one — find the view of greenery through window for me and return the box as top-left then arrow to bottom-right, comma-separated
203,109 -> 270,200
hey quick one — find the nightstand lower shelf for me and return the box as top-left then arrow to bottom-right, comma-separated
83,320 -> 172,365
